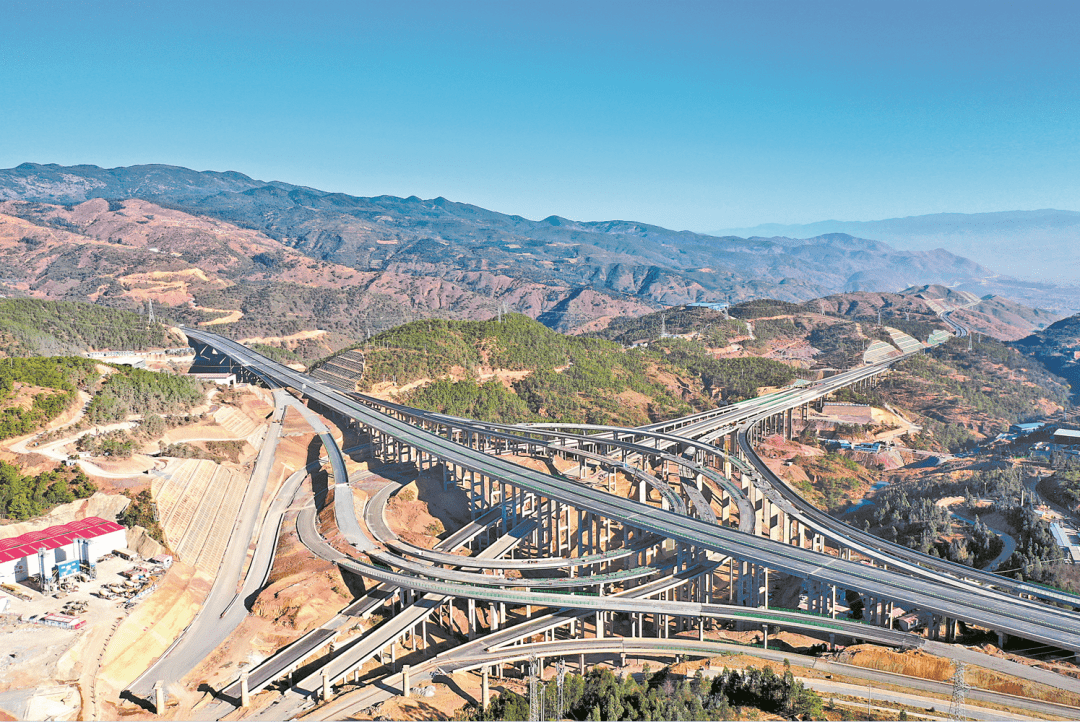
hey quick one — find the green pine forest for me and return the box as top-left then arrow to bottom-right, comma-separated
313,314 -> 802,426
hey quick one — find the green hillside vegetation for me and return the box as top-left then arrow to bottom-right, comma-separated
655,338 -> 799,398
849,469 -> 1018,568
117,488 -> 164,542
470,663 -> 822,721
0,356 -> 98,440
848,465 -> 1080,592
0,461 -> 96,520
807,323 -> 876,368
904,338 -> 1067,424
587,305 -> 747,346
1013,313 -> 1080,402
1045,460 -> 1080,512
588,300 -> 890,369
829,335 -> 1070,451
315,315 -> 802,426
86,366 -> 206,423
729,299 -> 804,319
249,342 -> 304,366
407,380 -> 534,423
0,298 -> 179,356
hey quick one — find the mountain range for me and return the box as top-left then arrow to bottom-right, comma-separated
0,163 -> 1072,338
713,210 -> 1080,284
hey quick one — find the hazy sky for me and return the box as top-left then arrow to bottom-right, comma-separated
2,0 -> 1078,230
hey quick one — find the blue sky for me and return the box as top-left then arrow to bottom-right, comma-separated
2,0 -> 1078,230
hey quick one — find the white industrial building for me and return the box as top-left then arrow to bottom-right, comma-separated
1054,428 -> 1080,445
0,517 -> 127,585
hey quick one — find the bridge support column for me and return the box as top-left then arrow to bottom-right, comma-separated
240,671 -> 250,707
402,664 -> 411,697
482,666 -> 490,709
728,557 -> 735,603
153,681 -> 165,715
322,669 -> 332,701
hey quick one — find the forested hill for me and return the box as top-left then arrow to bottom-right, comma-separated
314,314 -> 801,427
1014,313 -> 1080,400
0,298 -> 181,356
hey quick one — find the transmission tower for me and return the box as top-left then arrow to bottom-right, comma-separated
949,660 -> 968,720
529,655 -> 540,722
660,314 -> 666,339
878,309 -> 882,326
146,299 -> 155,327
556,659 -> 567,720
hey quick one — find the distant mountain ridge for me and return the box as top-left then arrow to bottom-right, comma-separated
0,162 -> 1069,330
713,209 -> 1080,283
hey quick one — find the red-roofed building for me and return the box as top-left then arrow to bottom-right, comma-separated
0,516 -> 127,584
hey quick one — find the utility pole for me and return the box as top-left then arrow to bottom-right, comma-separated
949,660 -> 968,721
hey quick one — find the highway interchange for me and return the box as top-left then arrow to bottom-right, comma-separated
136,325 -> 1080,718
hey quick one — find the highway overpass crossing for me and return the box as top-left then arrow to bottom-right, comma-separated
181,327 -> 1080,659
